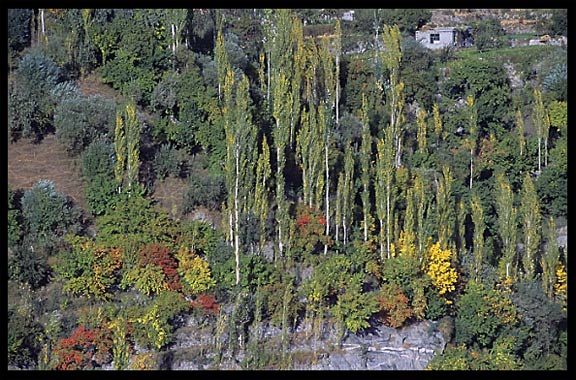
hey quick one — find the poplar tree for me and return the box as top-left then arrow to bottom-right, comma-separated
340,145 -> 354,245
272,71 -> 291,259
432,103 -> 443,148
532,88 -> 545,173
495,172 -> 518,281
416,108 -> 427,154
215,21 -> 229,100
359,93 -> 372,242
290,15 -> 305,149
113,99 -> 140,196
223,71 -> 257,284
465,94 -> 478,190
297,105 -> 322,208
124,99 -> 140,195
375,126 -> 395,259
114,110 -> 126,194
470,193 -> 485,282
255,136 -> 271,254
401,187 -> 417,257
381,24 -> 405,168
334,18 -> 342,125
456,198 -> 467,264
515,108 -> 526,157
436,165 -> 454,251
520,172 -> 541,281
413,171 -> 431,258
541,216 -> 559,299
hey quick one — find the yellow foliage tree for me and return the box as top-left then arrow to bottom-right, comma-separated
425,242 -> 458,301
175,246 -> 216,296
553,263 -> 567,311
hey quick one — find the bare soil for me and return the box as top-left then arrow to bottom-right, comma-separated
7,134 -> 87,210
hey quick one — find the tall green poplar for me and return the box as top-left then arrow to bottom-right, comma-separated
382,24 -> 405,168
532,88 -> 545,173
114,110 -> 126,194
432,103 -> 443,148
465,94 -> 478,190
272,70 -> 291,259
413,171 -> 431,258
215,22 -> 229,100
340,145 -> 355,245
515,108 -> 526,157
359,93 -> 372,242
470,193 -> 485,282
223,71 -> 257,284
416,108 -> 427,154
495,172 -> 518,281
519,173 -> 541,281
541,216 -> 559,299
436,165 -> 454,251
255,136 -> 271,254
124,99 -> 140,195
375,126 -> 395,259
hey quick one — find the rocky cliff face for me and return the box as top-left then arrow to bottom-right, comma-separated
165,316 -> 446,370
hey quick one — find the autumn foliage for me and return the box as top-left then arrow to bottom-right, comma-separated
377,283 -> 414,328
54,325 -> 96,370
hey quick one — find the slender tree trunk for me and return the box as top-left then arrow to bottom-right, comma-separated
324,140 -> 329,255
234,148 -> 241,285
469,150 -> 474,189
538,137 -> 542,173
386,190 -> 391,259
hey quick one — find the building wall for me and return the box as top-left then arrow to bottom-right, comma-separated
415,29 -> 457,50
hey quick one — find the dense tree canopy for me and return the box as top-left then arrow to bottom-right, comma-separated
7,8 -> 567,371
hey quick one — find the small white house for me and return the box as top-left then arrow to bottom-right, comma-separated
415,27 -> 463,50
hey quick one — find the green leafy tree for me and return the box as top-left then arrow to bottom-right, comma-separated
333,275 -> 379,334
455,281 -> 518,349
20,179 -> 82,241
55,236 -> 122,300
8,307 -> 45,369
8,185 -> 22,247
8,50 -> 62,142
54,94 -> 116,156
472,18 -> 506,52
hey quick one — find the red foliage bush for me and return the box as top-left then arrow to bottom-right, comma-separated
190,293 -> 220,316
138,243 -> 182,291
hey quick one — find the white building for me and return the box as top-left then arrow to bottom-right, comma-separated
415,27 -> 464,50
